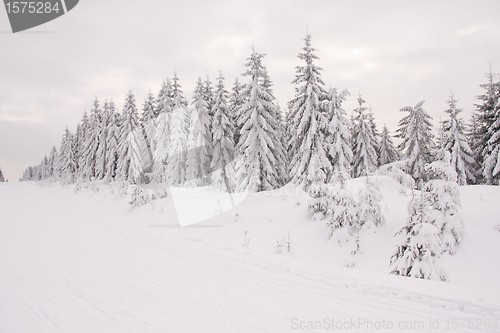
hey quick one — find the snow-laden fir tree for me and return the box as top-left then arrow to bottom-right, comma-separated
116,91 -> 144,183
80,98 -> 101,179
442,93 -> 476,185
203,74 -> 215,119
57,127 -> 76,183
356,177 -> 385,231
211,72 -> 236,191
389,188 -> 448,281
236,49 -> 287,191
424,150 -> 463,254
352,95 -> 378,178
327,171 -> 358,242
152,111 -> 170,184
325,88 -> 352,178
94,99 -> 111,180
307,155 -> 329,220
289,34 -> 330,189
171,72 -> 190,132
230,78 -> 246,145
396,100 -> 436,184
378,124 -> 400,166
166,101 -> 188,186
185,77 -> 212,186
0,167 -> 4,182
104,100 -> 120,181
367,107 -> 380,157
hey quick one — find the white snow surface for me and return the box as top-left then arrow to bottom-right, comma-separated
1,177 -> 499,332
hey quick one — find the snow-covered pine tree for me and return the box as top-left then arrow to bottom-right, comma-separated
466,110 -> 482,184
116,91 -> 143,183
378,124 -> 400,166
166,99 -> 188,186
424,150 -> 463,254
211,72 -> 236,191
236,49 -> 287,191
442,93 -> 476,185
104,100 -> 121,181
325,87 -> 352,177
356,177 -> 385,231
57,127 -> 76,183
230,78 -> 246,145
483,103 -> 500,185
307,155 -> 329,220
389,188 -> 447,281
171,72 -> 190,132
0,167 -> 4,182
352,95 -> 378,178
80,98 -> 101,180
152,111 -> 170,184
396,100 -> 436,184
185,77 -> 212,186
288,34 -> 330,189
203,74 -> 215,119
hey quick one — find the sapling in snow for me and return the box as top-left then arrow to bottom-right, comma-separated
308,168 -> 329,220
424,150 -> 463,254
327,172 -> 358,243
390,186 -> 448,281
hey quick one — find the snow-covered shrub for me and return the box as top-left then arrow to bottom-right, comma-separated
274,232 -> 292,254
390,191 -> 448,281
377,159 -> 414,190
308,168 -> 329,220
129,186 -> 151,209
151,188 -> 168,200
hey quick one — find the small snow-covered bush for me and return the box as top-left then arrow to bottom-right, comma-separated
129,186 -> 151,209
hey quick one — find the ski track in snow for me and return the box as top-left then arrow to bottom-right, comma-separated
0,183 -> 499,333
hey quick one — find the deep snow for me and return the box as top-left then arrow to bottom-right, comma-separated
1,177 -> 499,332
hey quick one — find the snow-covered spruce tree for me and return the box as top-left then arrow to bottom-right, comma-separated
73,110 -> 89,176
171,72 -> 190,133
378,124 -> 400,166
104,100 -> 120,181
367,107 -> 380,158
442,93 -> 476,185
466,109 -> 483,184
289,34 -> 330,189
230,78 -> 246,145
185,77 -> 212,187
0,167 -> 4,182
152,110 -> 170,184
155,78 -> 173,116
57,127 -> 77,183
325,87 -> 352,177
80,98 -> 101,180
94,99 -> 111,180
116,91 -> 144,183
396,100 -> 436,184
236,49 -> 287,191
211,72 -> 236,191
470,67 -> 500,183
139,91 -> 156,179
352,95 -> 378,178
166,101 -> 188,186
356,177 -> 385,231
327,172 -> 358,243
424,150 -> 463,254
47,146 -> 58,180
389,189 -> 447,281
203,74 -> 215,120
307,155 -> 330,220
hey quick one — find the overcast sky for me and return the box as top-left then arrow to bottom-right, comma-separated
1,0 -> 500,181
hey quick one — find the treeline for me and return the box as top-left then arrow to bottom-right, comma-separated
21,34 -> 500,189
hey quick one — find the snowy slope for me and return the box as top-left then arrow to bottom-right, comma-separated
1,179 -> 499,333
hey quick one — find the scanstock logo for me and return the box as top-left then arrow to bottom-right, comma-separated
3,0 -> 79,33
